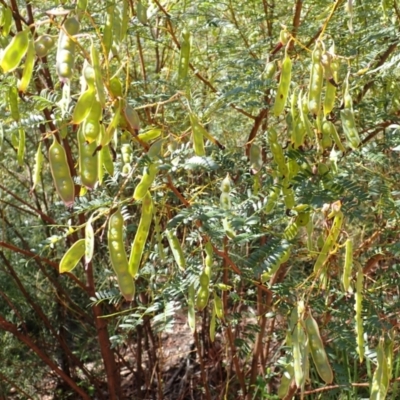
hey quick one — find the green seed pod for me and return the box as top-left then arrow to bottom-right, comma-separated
128,191 -> 153,277
108,76 -> 124,99
56,17 -> 80,80
305,313 -> 333,384
220,174 -> 232,193
72,88 -> 96,124
322,119 -> 345,152
178,28 -> 190,86
249,143 -> 262,172
83,98 -> 102,143
342,238 -> 353,292
103,3 -> 114,57
0,29 -> 30,72
31,142 -> 44,192
100,144 -> 114,177
138,128 -> 162,143
340,109 -> 360,149
189,113 -> 205,156
273,44 -> 292,117
133,163 -> 157,201
355,265 -> 364,362
78,125 -> 98,189
85,213 -> 95,265
8,86 -> 20,122
220,192 -> 231,210
188,283 -> 196,332
90,42 -> 107,107
214,293 -> 224,319
48,136 -> 75,207
313,211 -> 343,273
108,207 -> 135,301
308,42 -> 324,115
17,127 -> 25,166
166,229 -> 186,271
265,184 -> 279,214
18,37 -> 35,93
34,34 -> 55,58
121,102 -> 140,133
59,239 -> 85,273
1,6 -> 12,37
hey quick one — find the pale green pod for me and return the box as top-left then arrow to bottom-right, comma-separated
59,239 -> 85,273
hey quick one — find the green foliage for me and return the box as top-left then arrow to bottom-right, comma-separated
1,0 -> 400,399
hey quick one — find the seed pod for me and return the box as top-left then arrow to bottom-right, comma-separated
85,213 -> 95,265
100,144 -> 114,177
0,29 -> 30,72
48,136 -> 75,207
291,303 -> 308,389
34,34 -> 55,58
210,302 -> 216,342
355,265 -> 364,362
308,42 -> 324,115
128,191 -> 153,277
370,337 -> 389,400
341,109 -> 360,149
8,86 -> 20,122
166,229 -> 186,271
133,163 -> 157,200
341,74 -> 360,149
189,113 -> 205,156
78,126 -> 98,189
273,43 -> 292,117
282,177 -> 295,210
313,211 -> 343,273
265,183 -> 279,214
31,142 -> 44,192
72,88 -> 96,124
178,28 -> 190,86
323,45 -> 339,115
83,98 -> 102,143
18,37 -> 35,93
1,6 -> 12,37
188,283 -> 196,332
108,76 -> 124,99
305,313 -> 333,384
17,127 -> 25,166
103,3 -> 114,57
138,128 -> 162,143
56,17 -> 80,80
204,241 -> 213,277
249,143 -> 262,172
342,238 -> 353,292
267,128 -> 288,177
59,239 -> 85,273
108,207 -> 135,301
322,119 -> 345,152
220,192 -> 231,210
277,363 -> 294,399
214,293 -> 224,319
90,42 -> 107,107
76,0 -> 88,19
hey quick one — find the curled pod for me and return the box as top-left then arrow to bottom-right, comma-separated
56,17 -> 80,80
78,125 -> 98,189
133,163 -> 157,201
48,136 -> 75,207
0,29 -> 30,72
128,191 -> 153,277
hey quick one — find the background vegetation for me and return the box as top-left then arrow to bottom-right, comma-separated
0,0 -> 400,399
